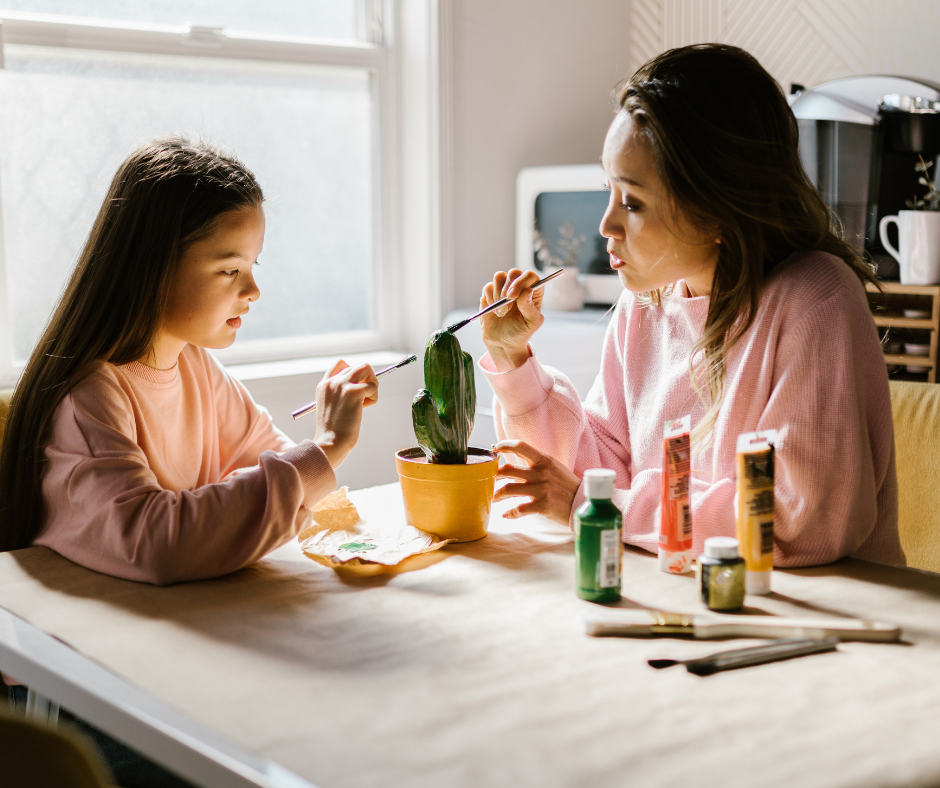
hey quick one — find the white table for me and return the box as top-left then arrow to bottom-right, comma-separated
2,484 -> 940,788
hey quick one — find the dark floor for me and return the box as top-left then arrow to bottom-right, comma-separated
4,675 -> 198,788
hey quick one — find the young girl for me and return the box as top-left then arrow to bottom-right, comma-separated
479,45 -> 904,568
0,136 -> 379,584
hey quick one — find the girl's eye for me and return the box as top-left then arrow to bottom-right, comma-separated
223,269 -> 239,277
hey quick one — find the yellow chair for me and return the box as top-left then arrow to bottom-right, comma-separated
889,380 -> 940,573
0,712 -> 112,787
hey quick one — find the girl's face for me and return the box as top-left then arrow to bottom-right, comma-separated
160,205 -> 265,357
600,111 -> 719,297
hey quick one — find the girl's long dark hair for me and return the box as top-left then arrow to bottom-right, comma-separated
616,44 -> 878,443
0,136 -> 263,551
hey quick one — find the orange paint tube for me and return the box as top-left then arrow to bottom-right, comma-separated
735,430 -> 777,595
659,415 -> 693,574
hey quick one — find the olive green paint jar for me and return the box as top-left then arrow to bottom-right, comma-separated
697,536 -> 746,611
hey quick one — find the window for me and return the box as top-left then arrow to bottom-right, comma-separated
0,0 -> 415,378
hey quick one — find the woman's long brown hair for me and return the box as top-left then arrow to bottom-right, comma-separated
0,137 -> 263,551
616,44 -> 878,443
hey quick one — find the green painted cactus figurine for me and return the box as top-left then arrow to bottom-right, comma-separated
412,330 -> 476,464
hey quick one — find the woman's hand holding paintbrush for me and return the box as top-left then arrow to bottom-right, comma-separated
480,267 -> 553,373
475,267 -> 580,525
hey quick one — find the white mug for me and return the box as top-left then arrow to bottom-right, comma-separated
879,210 -> 940,285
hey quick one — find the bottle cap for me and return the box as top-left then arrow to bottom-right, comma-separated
704,536 -> 740,560
584,469 -> 616,499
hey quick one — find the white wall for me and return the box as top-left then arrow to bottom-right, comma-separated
448,0 -> 634,310
630,0 -> 940,95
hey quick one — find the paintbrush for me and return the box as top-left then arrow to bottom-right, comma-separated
578,605 -> 901,642
291,355 -> 418,421
445,267 -> 567,333
647,637 -> 840,676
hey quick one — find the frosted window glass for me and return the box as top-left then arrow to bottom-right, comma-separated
1,1 -> 358,41
0,46 -> 373,362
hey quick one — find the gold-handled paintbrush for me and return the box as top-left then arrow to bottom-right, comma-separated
291,355 -> 418,421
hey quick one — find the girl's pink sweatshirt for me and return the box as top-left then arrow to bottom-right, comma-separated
34,344 -> 336,584
481,251 -> 905,567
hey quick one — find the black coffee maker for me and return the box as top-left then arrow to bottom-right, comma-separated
791,75 -> 940,279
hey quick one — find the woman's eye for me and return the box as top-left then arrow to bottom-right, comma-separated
621,201 -> 642,213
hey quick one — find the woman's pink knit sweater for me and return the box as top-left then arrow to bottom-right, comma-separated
481,252 -> 904,567
35,345 -> 336,584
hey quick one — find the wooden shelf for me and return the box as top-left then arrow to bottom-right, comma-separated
867,282 -> 940,296
867,281 -> 940,383
883,354 -> 934,368
872,316 -> 935,329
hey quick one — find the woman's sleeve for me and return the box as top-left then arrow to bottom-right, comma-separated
480,309 -> 637,520
38,382 -> 335,585
610,285 -> 897,565
756,288 -> 896,567
481,317 -> 728,552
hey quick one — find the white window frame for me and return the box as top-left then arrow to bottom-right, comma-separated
0,1 -> 449,385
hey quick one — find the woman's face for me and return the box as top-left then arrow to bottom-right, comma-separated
600,111 -> 719,296
161,205 -> 264,356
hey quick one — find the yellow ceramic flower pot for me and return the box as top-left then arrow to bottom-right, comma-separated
396,447 -> 498,542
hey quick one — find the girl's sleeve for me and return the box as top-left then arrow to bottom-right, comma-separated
38,379 -> 335,585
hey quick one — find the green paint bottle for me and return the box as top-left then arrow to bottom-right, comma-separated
575,469 -> 622,602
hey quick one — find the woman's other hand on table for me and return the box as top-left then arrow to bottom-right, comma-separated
493,439 -> 580,526
481,268 -> 545,372
314,360 -> 379,469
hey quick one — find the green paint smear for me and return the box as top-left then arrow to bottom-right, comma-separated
339,542 -> 377,552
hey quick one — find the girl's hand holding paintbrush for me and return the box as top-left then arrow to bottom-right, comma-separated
313,360 -> 379,469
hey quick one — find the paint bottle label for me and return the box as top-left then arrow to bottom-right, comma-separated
658,415 -> 693,574
598,529 -> 621,588
736,430 -> 777,595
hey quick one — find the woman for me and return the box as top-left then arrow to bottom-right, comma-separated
479,44 -> 903,567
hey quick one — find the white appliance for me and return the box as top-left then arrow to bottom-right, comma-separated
516,165 -> 623,305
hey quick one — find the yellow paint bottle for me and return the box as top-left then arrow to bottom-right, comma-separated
735,430 -> 777,596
